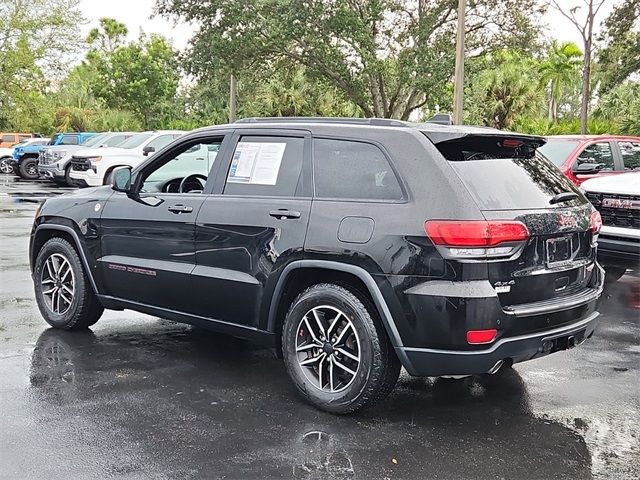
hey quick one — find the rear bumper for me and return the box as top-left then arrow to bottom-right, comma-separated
397,310 -> 599,376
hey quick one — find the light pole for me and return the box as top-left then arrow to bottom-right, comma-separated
452,0 -> 466,125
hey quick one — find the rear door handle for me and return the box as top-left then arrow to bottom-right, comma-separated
269,209 -> 301,219
168,205 -> 193,214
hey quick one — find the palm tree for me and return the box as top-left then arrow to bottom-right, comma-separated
539,41 -> 583,123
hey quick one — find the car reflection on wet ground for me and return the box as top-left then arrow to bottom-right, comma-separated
1,177 -> 639,479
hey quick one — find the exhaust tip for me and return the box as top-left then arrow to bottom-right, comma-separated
487,360 -> 505,375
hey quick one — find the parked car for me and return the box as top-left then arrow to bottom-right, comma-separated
537,135 -> 640,186
38,132 -> 137,186
69,130 -> 184,187
30,118 -> 604,414
12,132 -> 97,180
0,132 -> 37,148
0,138 -> 50,174
582,172 -> 640,282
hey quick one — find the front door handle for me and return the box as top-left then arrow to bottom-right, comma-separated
269,209 -> 301,219
168,204 -> 193,214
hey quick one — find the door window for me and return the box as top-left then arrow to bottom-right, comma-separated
575,142 -> 615,171
59,135 -> 79,145
146,134 -> 177,152
2,134 -> 15,143
141,140 -> 222,193
18,134 -> 31,141
223,136 -> 304,197
313,138 -> 403,200
619,141 -> 640,170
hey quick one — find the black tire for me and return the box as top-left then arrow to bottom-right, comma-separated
34,237 -> 103,330
19,156 -> 39,179
604,267 -> 626,283
64,164 -> 73,186
282,283 -> 401,414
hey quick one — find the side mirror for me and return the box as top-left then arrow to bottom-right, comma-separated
112,166 -> 133,193
574,162 -> 602,174
142,145 -> 155,156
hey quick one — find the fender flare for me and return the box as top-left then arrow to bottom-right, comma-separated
267,260 -> 404,348
34,224 -> 100,294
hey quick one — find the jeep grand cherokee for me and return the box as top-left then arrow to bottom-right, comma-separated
29,118 -> 604,413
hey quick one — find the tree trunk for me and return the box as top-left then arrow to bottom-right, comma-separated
580,46 -> 591,134
229,73 -> 237,123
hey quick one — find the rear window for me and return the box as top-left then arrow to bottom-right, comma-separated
433,136 -> 582,210
537,139 -> 580,166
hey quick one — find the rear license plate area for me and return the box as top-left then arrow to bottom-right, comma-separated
545,235 -> 573,267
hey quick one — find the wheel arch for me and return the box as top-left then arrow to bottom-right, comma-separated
266,260 -> 404,350
32,225 -> 99,295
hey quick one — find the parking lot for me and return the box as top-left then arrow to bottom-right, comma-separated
0,176 -> 638,479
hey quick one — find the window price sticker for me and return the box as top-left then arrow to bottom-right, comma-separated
228,142 -> 286,185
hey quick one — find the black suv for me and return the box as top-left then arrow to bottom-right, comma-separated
29,118 -> 604,413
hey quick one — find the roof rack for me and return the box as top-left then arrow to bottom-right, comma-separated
235,117 -> 410,127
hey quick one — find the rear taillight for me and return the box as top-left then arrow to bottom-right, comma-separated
424,220 -> 529,260
589,210 -> 602,234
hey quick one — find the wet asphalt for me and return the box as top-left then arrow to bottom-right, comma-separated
0,176 -> 638,480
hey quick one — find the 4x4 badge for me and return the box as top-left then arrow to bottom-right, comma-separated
494,280 -> 515,293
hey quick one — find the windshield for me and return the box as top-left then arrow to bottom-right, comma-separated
48,134 -> 62,145
537,139 -> 580,166
81,133 -> 108,148
117,133 -> 152,149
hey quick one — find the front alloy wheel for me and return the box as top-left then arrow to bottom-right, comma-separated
0,157 -> 13,174
40,253 -> 75,315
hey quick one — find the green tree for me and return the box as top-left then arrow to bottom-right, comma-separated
465,51 -> 543,130
539,41 -> 582,123
157,0 -> 546,120
91,33 -> 180,129
596,0 -> 640,95
0,0 -> 83,130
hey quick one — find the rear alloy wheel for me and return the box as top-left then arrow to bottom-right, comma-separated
34,237 -> 103,330
0,156 -> 13,174
282,283 -> 400,414
19,157 -> 39,179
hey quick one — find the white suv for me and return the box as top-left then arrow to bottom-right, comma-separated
69,130 -> 184,187
582,172 -> 640,282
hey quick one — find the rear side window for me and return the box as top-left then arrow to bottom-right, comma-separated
313,138 -> 402,200
2,134 -> 15,143
432,135 -> 582,210
18,135 -> 31,141
576,142 -> 614,171
105,134 -> 132,147
619,141 -> 640,170
224,136 -> 304,197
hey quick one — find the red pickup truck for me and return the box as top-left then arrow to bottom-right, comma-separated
538,135 -> 640,185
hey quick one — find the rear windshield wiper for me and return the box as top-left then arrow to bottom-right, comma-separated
549,192 -> 579,205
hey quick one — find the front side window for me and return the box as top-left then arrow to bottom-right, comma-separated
146,134 -> 176,152
60,135 -> 79,145
223,136 -> 304,197
141,140 -> 222,193
576,142 -> 614,171
313,138 -> 403,201
619,141 -> 640,170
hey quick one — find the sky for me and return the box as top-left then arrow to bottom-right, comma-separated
78,0 -> 617,52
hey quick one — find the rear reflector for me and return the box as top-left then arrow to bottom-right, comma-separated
467,329 -> 498,345
424,220 -> 530,247
589,210 -> 602,234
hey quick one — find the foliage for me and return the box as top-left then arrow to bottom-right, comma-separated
0,0 -> 83,131
595,82 -> 640,136
596,0 -> 640,95
157,0 -> 546,120
464,51 -> 544,130
538,41 -> 583,123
